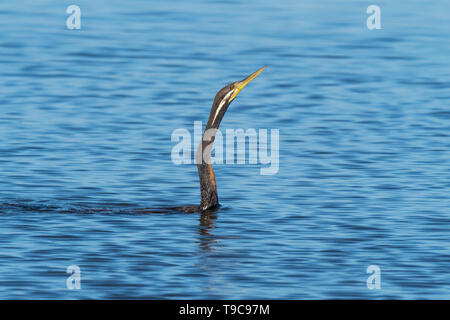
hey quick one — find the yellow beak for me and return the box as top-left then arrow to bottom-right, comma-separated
230,66 -> 266,101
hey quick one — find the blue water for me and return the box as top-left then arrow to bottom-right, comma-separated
0,0 -> 449,299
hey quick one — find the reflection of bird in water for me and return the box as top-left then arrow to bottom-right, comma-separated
198,211 -> 218,251
177,67 -> 266,213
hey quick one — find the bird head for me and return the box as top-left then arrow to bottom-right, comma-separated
206,66 -> 266,130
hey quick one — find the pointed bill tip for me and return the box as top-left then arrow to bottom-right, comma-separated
230,66 -> 266,101
243,66 -> 266,83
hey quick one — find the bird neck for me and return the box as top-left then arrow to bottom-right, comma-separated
196,124 -> 219,211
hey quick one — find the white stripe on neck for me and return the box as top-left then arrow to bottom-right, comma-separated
211,90 -> 234,125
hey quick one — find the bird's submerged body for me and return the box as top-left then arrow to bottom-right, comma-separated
2,70 -> 265,216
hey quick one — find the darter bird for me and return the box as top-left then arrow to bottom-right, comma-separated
176,66 -> 266,213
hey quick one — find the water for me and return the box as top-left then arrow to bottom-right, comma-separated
0,0 -> 449,299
